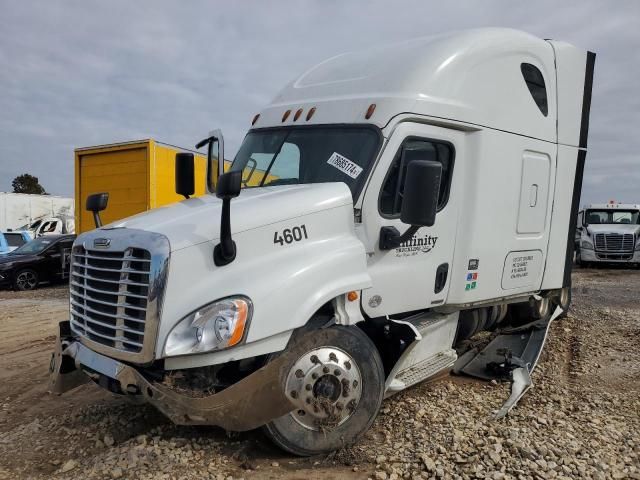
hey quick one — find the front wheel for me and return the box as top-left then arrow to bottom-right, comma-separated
14,269 -> 39,291
263,326 -> 385,456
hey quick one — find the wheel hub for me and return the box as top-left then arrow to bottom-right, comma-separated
285,347 -> 362,431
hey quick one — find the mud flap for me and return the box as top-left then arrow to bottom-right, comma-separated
459,306 -> 564,418
48,320 -> 90,394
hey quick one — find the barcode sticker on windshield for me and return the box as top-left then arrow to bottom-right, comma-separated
327,152 -> 363,179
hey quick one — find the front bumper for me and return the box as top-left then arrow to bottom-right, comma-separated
49,320 -> 295,431
582,248 -> 640,263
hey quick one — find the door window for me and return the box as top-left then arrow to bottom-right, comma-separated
379,138 -> 454,217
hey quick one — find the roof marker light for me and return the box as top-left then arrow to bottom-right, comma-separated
294,108 -> 303,121
365,103 -> 376,119
306,107 -> 316,121
251,113 -> 260,126
282,110 -> 291,122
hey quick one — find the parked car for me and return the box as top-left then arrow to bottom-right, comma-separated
0,230 -> 32,255
0,234 -> 75,290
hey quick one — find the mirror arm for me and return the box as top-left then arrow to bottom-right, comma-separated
213,198 -> 236,266
92,212 -> 102,228
379,225 -> 420,250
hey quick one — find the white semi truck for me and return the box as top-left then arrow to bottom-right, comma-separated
576,203 -> 640,267
50,29 -> 595,455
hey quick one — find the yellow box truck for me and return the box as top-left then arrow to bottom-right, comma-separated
75,139 -> 208,234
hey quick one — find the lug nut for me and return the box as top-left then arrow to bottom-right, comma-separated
353,380 -> 358,388
323,366 -> 330,374
310,355 -> 319,364
290,390 -> 298,398
311,373 -> 318,380
344,361 -> 352,370
305,384 -> 312,391
334,369 -> 341,376
329,352 -> 338,362
295,369 -> 304,378
298,410 -> 306,416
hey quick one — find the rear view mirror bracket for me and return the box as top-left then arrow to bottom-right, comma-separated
213,171 -> 242,266
379,225 -> 420,250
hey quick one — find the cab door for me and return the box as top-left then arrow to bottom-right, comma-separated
359,122 -> 463,317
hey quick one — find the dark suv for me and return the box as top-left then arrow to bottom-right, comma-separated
0,234 -> 76,290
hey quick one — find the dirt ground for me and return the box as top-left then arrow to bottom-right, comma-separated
0,269 -> 638,480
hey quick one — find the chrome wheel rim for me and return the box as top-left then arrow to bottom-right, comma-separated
285,347 -> 362,431
17,271 -> 37,290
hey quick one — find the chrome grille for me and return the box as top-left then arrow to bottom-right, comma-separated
70,246 -> 151,353
594,233 -> 635,252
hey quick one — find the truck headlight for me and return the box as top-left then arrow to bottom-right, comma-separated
581,240 -> 594,250
164,297 -> 251,357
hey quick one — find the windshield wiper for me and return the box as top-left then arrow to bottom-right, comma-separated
259,131 -> 291,187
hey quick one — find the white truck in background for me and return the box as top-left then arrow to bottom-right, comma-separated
576,203 -> 640,267
50,29 -> 595,455
0,192 -> 75,237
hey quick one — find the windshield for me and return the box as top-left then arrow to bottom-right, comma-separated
230,126 -> 381,199
11,236 -> 57,255
585,209 -> 640,225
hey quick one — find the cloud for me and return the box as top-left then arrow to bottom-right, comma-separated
0,0 -> 638,206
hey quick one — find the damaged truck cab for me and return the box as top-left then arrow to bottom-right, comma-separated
50,28 -> 595,455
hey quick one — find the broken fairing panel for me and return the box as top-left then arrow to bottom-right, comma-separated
458,306 -> 565,418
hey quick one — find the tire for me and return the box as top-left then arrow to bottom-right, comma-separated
454,310 -> 479,344
486,304 -> 508,331
263,326 -> 385,456
14,269 -> 39,291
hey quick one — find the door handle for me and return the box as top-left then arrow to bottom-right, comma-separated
434,263 -> 449,294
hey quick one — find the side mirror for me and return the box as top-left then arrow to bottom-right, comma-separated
175,152 -> 195,199
214,171 -> 242,266
86,192 -> 109,228
379,161 -> 442,250
401,160 -> 442,227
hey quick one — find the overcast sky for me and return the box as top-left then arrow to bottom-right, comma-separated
1,1 -> 638,205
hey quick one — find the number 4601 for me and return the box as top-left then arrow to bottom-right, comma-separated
273,225 -> 308,246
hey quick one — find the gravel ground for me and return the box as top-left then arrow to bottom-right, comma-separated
0,268 -> 638,480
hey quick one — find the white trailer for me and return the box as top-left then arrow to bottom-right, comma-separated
576,203 -> 640,267
0,192 -> 74,236
50,28 -> 595,455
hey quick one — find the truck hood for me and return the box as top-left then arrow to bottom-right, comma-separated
587,224 -> 640,236
105,183 -> 354,251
